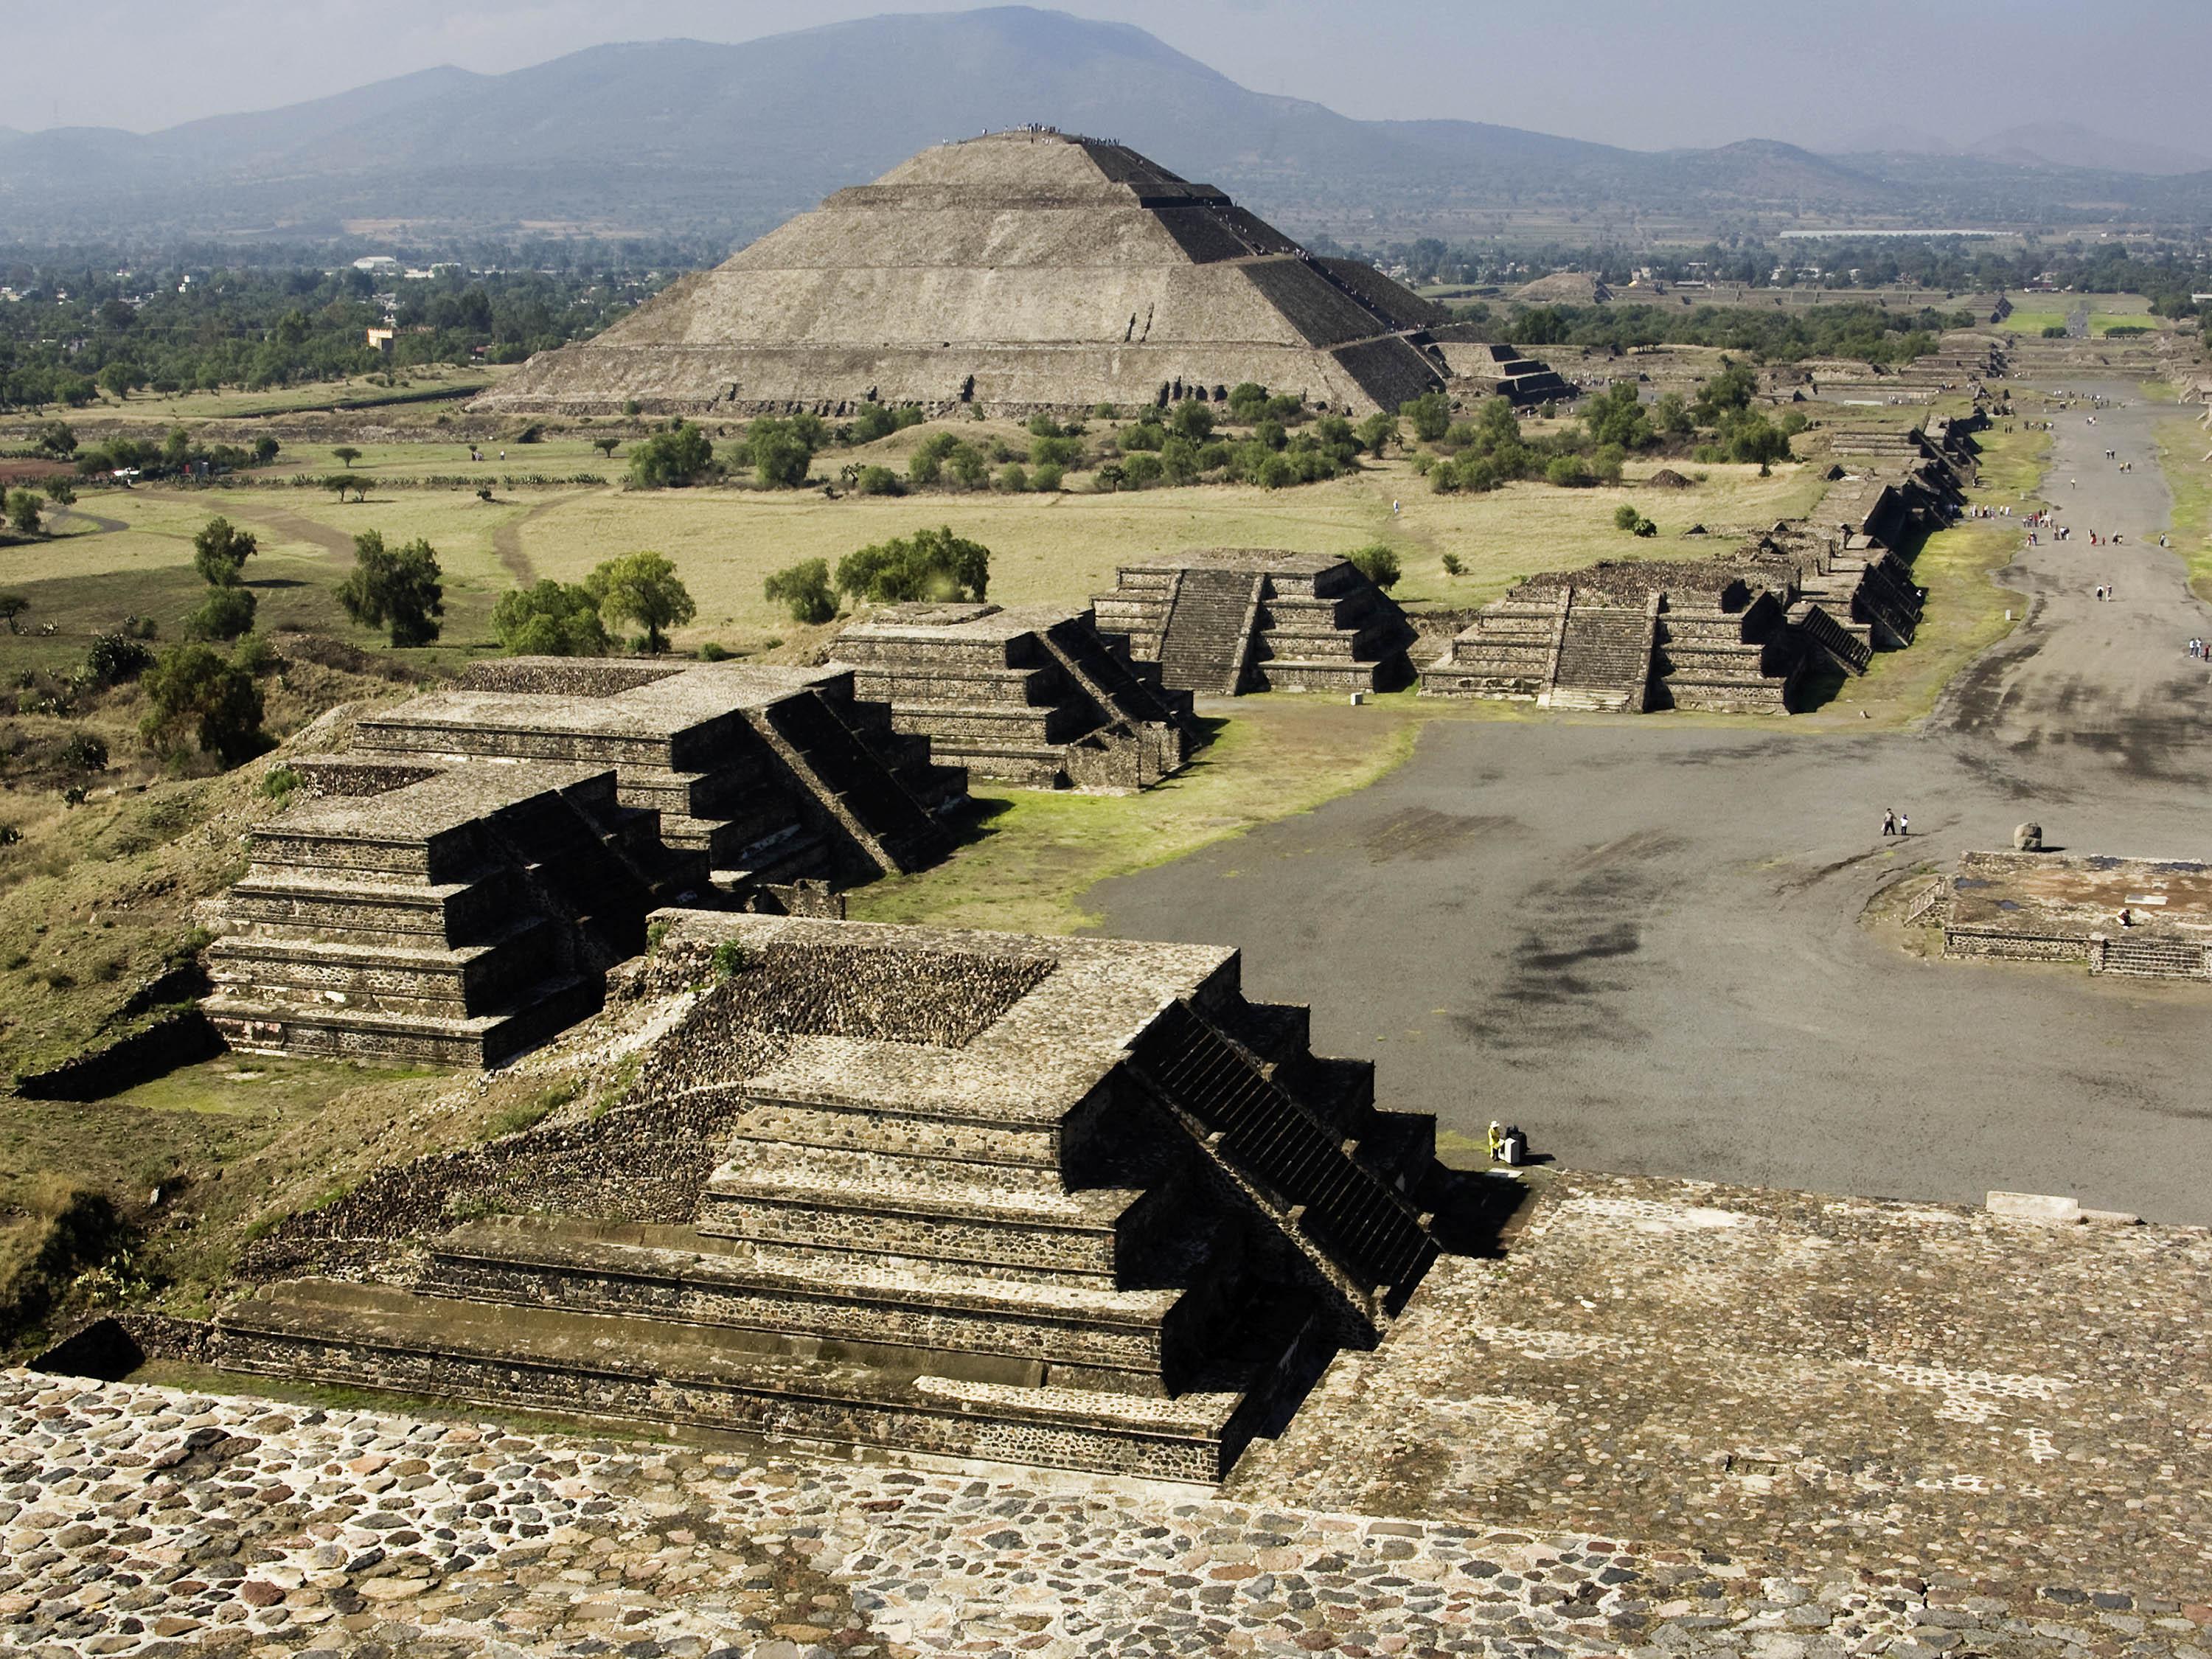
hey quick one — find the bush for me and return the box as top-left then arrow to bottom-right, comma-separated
1119,422 -> 1166,452
1346,544 -> 1401,590
852,465 -> 903,496
1168,402 -> 1214,442
491,580 -> 611,656
763,558 -> 838,625
1356,411 -> 1399,454
1029,433 -> 1082,469
1120,452 -> 1164,489
696,641 -> 731,661
60,731 -> 108,773
1440,553 -> 1464,577
83,633 -> 153,686
139,643 -> 265,766
835,526 -> 990,604
1613,502 -> 1644,532
585,552 -> 696,653
737,415 -> 821,488
1030,462 -> 1064,493
850,403 -> 925,443
234,633 -> 285,676
185,584 -> 257,641
260,763 -> 302,800
4,490 -> 43,537
997,463 -> 1029,493
1545,455 -> 1595,488
1401,392 -> 1452,443
337,531 -> 444,646
626,419 -> 716,488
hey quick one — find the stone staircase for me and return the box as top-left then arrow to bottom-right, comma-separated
203,766 -> 701,1066
1157,567 -> 1261,695
1124,999 -> 1436,1324
1096,552 -> 1416,695
1548,599 -> 1655,712
2094,935 -> 2211,980
196,914 -> 1444,1482
750,689 -> 950,875
1652,599 -> 1805,713
1420,594 -> 1562,700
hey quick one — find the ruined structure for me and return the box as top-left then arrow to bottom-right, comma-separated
1429,337 -> 1579,406
203,765 -> 705,1066
203,661 -> 967,1062
832,603 -> 1198,790
1093,549 -> 1416,695
476,131 -> 1451,420
193,913 -> 1442,1481
1936,851 -> 2212,981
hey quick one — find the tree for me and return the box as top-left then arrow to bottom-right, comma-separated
337,530 -> 444,646
332,446 -> 363,469
186,585 -> 257,641
251,435 -> 281,466
740,417 -> 818,488
1355,411 -> 1398,455
1401,392 -> 1452,443
192,517 -> 258,586
592,437 -> 621,461
4,490 -> 42,537
491,580 -> 611,656
32,421 -> 76,459
1346,544 -> 1401,590
0,595 -> 27,634
834,526 -> 990,605
97,363 -> 136,401
764,558 -> 838,625
1168,401 -> 1215,442
325,474 -> 366,503
626,420 -> 716,488
1691,358 -> 1759,424
139,643 -> 265,767
1651,392 -> 1693,439
585,552 -> 695,653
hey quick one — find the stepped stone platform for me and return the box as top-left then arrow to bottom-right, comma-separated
1430,335 -> 1579,405
831,602 -> 1199,791
1937,850 -> 2212,981
349,657 -> 965,890
186,913 -> 1442,1481
1093,548 -> 1416,696
201,764 -> 703,1066
474,130 -> 1450,420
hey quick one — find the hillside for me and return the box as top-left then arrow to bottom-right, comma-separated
1,6 -> 2206,247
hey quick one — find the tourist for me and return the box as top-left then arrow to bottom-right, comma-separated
1898,813 -> 1909,838
1881,809 -> 1897,838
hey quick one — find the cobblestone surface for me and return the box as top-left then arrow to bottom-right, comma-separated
7,1172 -> 2211,1658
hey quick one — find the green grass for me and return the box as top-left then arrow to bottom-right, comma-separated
2153,416 -> 2212,602
77,365 -> 503,426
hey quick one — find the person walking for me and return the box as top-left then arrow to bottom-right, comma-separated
1898,813 -> 1909,838
1881,809 -> 1897,837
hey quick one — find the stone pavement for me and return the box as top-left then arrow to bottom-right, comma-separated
7,1173 -> 2212,1658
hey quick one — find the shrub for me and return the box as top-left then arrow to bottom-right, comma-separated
4,490 -> 43,537
835,526 -> 990,604
737,415 -> 821,488
139,642 -> 266,766
1029,433 -> 1082,469
764,558 -> 838,625
491,580 -> 611,656
696,641 -> 731,661
1440,553 -> 1464,577
1356,411 -> 1399,454
1120,422 -> 1166,452
83,633 -> 153,686
234,633 -> 285,676
1030,462 -> 1064,493
336,530 -> 444,647
1401,392 -> 1452,443
852,465 -> 903,496
1346,544 -> 1401,590
997,463 -> 1029,493
850,403 -> 925,443
1168,402 -> 1214,442
260,764 -> 302,800
625,419 -> 715,488
1545,455 -> 1595,488
1121,452 -> 1164,489
185,584 -> 257,641
60,731 -> 108,773
1614,502 -> 1644,532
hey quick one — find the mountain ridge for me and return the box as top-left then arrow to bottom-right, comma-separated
0,6 -> 2203,247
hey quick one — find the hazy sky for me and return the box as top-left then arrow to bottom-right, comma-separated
14,0 -> 2212,156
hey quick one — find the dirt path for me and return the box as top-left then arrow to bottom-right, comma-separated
203,495 -> 359,561
490,492 -> 591,586
47,506 -> 128,537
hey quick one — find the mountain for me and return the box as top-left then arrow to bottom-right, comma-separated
0,7 -> 2199,248
1965,121 -> 2212,178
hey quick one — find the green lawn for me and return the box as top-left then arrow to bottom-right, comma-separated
2154,415 -> 2212,602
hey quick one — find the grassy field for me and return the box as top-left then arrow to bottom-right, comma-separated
61,366 -> 504,427
2153,415 -> 2212,602
0,440 -> 1829,677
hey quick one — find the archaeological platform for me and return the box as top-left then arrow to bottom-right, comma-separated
183,914 -> 1442,1482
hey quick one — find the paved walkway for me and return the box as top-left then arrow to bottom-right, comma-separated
1098,383 -> 2212,1224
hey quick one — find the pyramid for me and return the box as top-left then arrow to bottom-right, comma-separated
475,130 -> 1451,419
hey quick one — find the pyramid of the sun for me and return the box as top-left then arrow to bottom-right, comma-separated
475,131 -> 1452,419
